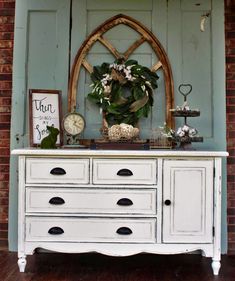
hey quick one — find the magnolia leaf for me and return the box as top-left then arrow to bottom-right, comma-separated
133,87 -> 144,100
107,104 -> 120,114
125,60 -> 138,66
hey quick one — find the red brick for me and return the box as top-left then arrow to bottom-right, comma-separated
0,139 -> 11,146
0,223 -> 8,231
0,106 -> 11,113
0,32 -> 14,40
0,114 -> 10,122
227,80 -> 235,89
0,148 -> 10,156
0,65 -> 12,73
0,24 -> 14,32
228,114 -> 235,122
0,239 -> 8,250
0,40 -> 13,49
227,105 -> 235,113
0,157 -> 10,164
0,16 -> 14,24
0,231 -> 8,239
0,182 -> 9,190
227,97 -> 235,104
0,97 -> 11,105
0,2 -> 15,9
0,90 -> 12,97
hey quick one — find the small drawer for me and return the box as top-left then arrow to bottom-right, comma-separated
26,158 -> 89,184
26,188 -> 157,215
25,217 -> 156,243
93,159 -> 157,185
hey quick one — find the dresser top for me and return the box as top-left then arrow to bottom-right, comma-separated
11,148 -> 228,157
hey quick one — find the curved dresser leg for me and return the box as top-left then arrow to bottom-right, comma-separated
18,256 -> 27,272
211,259 -> 221,275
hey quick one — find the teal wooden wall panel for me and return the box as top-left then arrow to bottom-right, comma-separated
168,0 -> 227,252
9,0 -> 71,251
71,0 -> 167,139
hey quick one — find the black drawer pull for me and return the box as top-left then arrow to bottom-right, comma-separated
50,167 -> 66,175
117,198 -> 133,206
49,197 -> 65,205
48,227 -> 64,235
164,199 -> 171,206
117,168 -> 133,176
116,227 -> 132,235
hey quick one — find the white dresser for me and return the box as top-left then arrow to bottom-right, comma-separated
11,149 -> 228,275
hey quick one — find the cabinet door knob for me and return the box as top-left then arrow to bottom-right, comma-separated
117,198 -> 133,206
117,168 -> 133,176
116,227 -> 133,235
50,167 -> 66,175
49,197 -> 65,205
48,227 -> 64,235
164,199 -> 171,206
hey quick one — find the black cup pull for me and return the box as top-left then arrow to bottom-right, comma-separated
164,199 -> 171,206
117,168 -> 133,176
48,226 -> 64,235
50,167 -> 66,175
49,197 -> 65,205
116,227 -> 132,235
117,198 -> 133,206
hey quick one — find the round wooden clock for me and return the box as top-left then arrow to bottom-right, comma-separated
62,112 -> 85,136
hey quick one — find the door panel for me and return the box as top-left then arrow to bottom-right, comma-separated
163,159 -> 214,243
10,0 -> 71,251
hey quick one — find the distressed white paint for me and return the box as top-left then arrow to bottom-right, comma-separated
12,149 -> 227,275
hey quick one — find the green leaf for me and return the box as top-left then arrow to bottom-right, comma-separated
125,60 -> 138,66
87,93 -> 101,104
106,104 -> 120,114
133,87 -> 144,100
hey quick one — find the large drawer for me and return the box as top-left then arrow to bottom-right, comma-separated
25,217 -> 156,243
93,159 -> 157,185
25,188 -> 156,215
26,158 -> 89,184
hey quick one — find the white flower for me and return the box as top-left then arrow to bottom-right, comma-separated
118,64 -> 125,71
182,125 -> 189,132
104,85 -> 111,94
189,128 -> 197,137
177,127 -> 185,137
141,85 -> 146,91
126,65 -> 133,70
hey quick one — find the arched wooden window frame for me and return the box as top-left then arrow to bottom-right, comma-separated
68,14 -> 174,128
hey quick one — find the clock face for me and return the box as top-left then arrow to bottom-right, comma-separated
63,113 -> 85,136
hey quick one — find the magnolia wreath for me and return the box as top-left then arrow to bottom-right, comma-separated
87,59 -> 159,127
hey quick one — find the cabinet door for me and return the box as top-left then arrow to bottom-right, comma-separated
163,159 -> 214,243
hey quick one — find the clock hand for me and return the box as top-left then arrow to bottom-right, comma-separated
73,121 -> 80,128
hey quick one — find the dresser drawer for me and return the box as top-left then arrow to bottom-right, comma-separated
26,158 -> 89,184
26,188 -> 156,215
93,159 -> 157,185
25,217 -> 156,243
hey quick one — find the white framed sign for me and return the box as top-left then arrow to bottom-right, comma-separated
29,89 -> 62,147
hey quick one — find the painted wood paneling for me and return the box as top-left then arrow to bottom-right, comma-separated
71,0 -> 167,138
9,0 -> 71,251
163,159 -> 214,243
